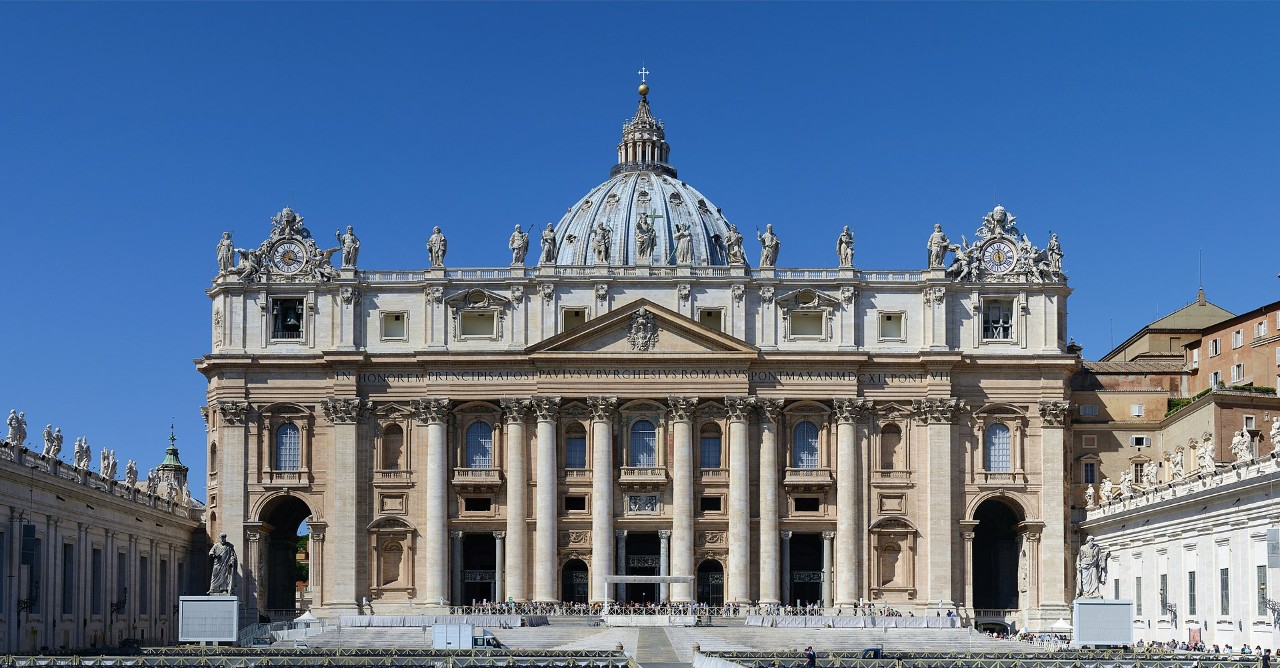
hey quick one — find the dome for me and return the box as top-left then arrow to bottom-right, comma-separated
547,86 -> 738,266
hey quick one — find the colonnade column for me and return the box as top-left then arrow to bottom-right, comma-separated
667,395 -> 698,603
833,398 -> 869,607
531,396 -> 561,603
1037,401 -> 1071,616
959,520 -> 977,616
658,530 -> 671,603
309,527 -> 326,607
725,395 -> 755,604
493,531 -> 506,603
414,398 -> 451,606
587,396 -> 618,603
914,396 -> 963,610
323,397 -> 371,611
780,531 -> 793,606
615,530 -> 627,603
821,531 -> 835,609
500,398 -> 531,602
449,531 -> 464,605
757,399 -> 783,605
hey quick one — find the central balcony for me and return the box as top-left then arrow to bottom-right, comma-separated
452,467 -> 504,491
619,466 -> 667,492
783,467 -> 834,491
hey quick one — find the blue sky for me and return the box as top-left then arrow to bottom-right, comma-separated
2,2 -> 1277,498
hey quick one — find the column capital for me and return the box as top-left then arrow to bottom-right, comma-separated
411,398 -> 451,424
323,397 -> 373,425
912,397 -> 966,424
492,531 -> 507,540
666,396 -> 699,422
214,400 -> 250,426
449,530 -> 464,540
757,398 -> 784,423
531,396 -> 561,422
962,532 -> 975,542
724,395 -> 756,422
780,530 -> 793,540
821,531 -> 836,540
615,529 -> 628,539
587,396 -> 618,422
658,530 -> 672,539
500,398 -> 532,424
311,531 -> 326,543
832,397 -> 875,423
1038,400 -> 1071,427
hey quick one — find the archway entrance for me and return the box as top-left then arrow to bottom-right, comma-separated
696,559 -> 724,606
561,559 -> 588,603
972,498 -> 1022,610
259,495 -> 312,618
789,533 -> 823,606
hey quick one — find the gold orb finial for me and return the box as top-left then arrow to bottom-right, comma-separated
638,82 -> 649,97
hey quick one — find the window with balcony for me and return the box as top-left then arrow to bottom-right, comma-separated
793,421 -> 819,468
629,419 -> 657,467
984,423 -> 1011,472
699,424 -> 722,469
275,423 -> 301,471
982,300 -> 1014,340
381,424 -> 404,470
465,422 -> 494,468
565,425 -> 587,469
270,298 -> 305,340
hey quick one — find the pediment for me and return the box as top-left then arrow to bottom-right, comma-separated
776,288 -> 840,310
444,288 -> 510,309
528,299 -> 758,356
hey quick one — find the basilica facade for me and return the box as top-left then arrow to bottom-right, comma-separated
198,84 -> 1076,631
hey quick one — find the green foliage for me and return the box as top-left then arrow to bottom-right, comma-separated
296,562 -> 309,583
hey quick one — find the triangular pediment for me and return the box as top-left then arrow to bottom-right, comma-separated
528,299 -> 758,356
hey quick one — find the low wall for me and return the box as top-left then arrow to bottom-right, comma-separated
744,616 -> 961,628
605,614 -> 698,627
338,614 -> 548,627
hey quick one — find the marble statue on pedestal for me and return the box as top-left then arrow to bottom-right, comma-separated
42,425 -> 62,458
125,460 -> 138,487
635,214 -> 655,263
1117,470 -> 1133,498
336,226 -> 360,268
427,227 -> 448,267
673,223 -> 693,264
1142,461 -> 1158,488
6,410 -> 26,446
73,437 -> 91,470
836,226 -> 854,267
1198,432 -> 1217,472
1084,484 -> 1096,508
1231,427 -> 1253,462
508,225 -> 529,265
927,224 -> 949,268
757,224 -> 780,267
592,222 -> 611,263
216,232 -> 236,275
1045,233 -> 1063,275
146,468 -> 158,496
1099,476 -> 1113,502
539,223 -> 557,265
1075,536 -> 1108,599
1168,447 -> 1185,480
208,533 -> 237,595
724,224 -> 746,265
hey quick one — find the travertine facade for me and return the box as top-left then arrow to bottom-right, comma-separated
198,84 -> 1076,631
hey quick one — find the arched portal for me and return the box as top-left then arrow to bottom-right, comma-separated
561,559 -> 588,603
972,498 -> 1022,610
258,495 -> 312,617
696,559 -> 724,606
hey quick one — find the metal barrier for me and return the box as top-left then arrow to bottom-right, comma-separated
699,651 -> 1263,668
3,650 -> 638,668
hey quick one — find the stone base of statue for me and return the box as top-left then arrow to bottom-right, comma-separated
1072,598 -> 1132,648
179,595 -> 239,644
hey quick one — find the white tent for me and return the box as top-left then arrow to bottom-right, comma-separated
1050,618 -> 1072,631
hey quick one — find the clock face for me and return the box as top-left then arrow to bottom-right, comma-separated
982,240 -> 1017,274
271,241 -> 306,274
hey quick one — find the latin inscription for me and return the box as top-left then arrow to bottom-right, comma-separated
338,370 -> 948,384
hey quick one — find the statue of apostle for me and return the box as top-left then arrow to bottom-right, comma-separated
539,223 -> 558,265
336,226 -> 361,268
427,226 -> 447,267
208,533 -> 238,595
836,226 -> 855,267
508,225 -> 529,265
757,224 -> 780,267
216,232 -> 236,275
927,224 -> 949,268
1075,536 -> 1107,599
724,225 -> 746,265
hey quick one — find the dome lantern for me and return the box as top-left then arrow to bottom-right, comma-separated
613,82 -> 675,178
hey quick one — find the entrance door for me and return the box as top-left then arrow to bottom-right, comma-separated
789,533 -> 823,606
696,559 -> 724,606
624,532 -> 660,603
461,533 -> 496,604
561,560 -> 588,603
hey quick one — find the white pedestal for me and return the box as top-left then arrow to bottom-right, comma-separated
1073,598 -> 1133,648
179,595 -> 240,643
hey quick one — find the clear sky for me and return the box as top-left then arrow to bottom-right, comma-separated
2,2 -> 1277,499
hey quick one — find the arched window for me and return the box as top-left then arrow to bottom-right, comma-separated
275,423 -> 301,471
465,422 -> 494,468
984,423 -> 1011,472
879,424 -> 902,470
699,424 -> 722,469
382,424 -> 404,471
565,424 -> 587,469
630,419 -> 657,467
793,421 -> 819,468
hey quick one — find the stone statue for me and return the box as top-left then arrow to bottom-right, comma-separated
165,480 -> 176,502
1099,475 -> 1113,502
1083,484 -> 1096,508
336,226 -> 360,268
107,450 -> 118,479
592,221 -> 611,263
208,533 -> 238,595
757,224 -> 780,267
836,226 -> 855,267
1231,427 -> 1253,462
674,222 -> 693,264
42,424 -> 61,458
271,207 -> 304,237
1272,419 -> 1280,453
6,410 -> 26,446
125,460 -> 138,487
312,247 -> 340,281
981,204 -> 1016,238
927,224 -> 949,268
724,224 -> 746,265
539,223 -> 557,265
181,483 -> 192,507
427,226 -> 447,267
1142,460 -> 1158,487
216,232 -> 236,275
1169,447 -> 1185,480
235,247 -> 263,283
1198,432 -> 1217,472
1117,470 -> 1133,498
635,214 -> 655,263
146,468 -> 158,496
508,225 -> 529,265
1045,233 -> 1063,275
1075,536 -> 1108,599
947,238 -> 981,282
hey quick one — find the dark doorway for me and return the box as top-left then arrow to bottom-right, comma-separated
462,533 -> 496,604
623,532 -> 659,603
259,495 -> 312,616
561,559 -> 588,603
696,559 -> 724,606
973,499 -> 1022,610
789,533 -> 823,606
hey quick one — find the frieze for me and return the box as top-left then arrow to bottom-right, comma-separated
330,367 -> 941,385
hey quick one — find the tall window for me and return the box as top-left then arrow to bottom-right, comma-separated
630,420 -> 657,467
275,423 -> 301,471
465,422 -> 494,468
1159,573 -> 1168,610
381,424 -> 404,470
793,421 -> 819,468
159,560 -> 168,616
1220,567 -> 1230,615
1188,571 -> 1197,616
1083,461 -> 1097,484
984,423 -> 1011,472
699,424 -> 722,469
982,300 -> 1014,340
1135,576 -> 1143,616
28,537 -> 42,613
91,548 -> 103,615
62,543 -> 75,615
139,557 -> 149,615
880,424 -> 902,470
1259,565 -> 1268,616
565,425 -> 587,469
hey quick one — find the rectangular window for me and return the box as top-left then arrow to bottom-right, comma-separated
91,548 -> 103,615
1233,330 -> 1244,349
982,300 -> 1014,340
1231,363 -> 1245,383
1080,404 -> 1099,417
564,495 -> 587,512
1114,578 -> 1120,600
1131,403 -> 1145,417
1192,348 -> 1200,368
1210,338 -> 1221,356
699,436 -> 722,469
791,311 -> 823,338
138,557 -> 149,615
1082,434 -> 1097,449
1160,573 -> 1168,610
878,311 -> 904,340
1276,348 -> 1280,365
1135,576 -> 1143,616
1245,415 -> 1257,430
1131,435 -> 1151,447
62,543 -> 75,615
699,496 -> 723,513
793,497 -> 821,513
460,311 -> 496,337
1221,567 -> 1230,616
1133,462 -> 1145,482
1188,571 -> 1197,616
563,308 -> 587,332
380,312 -> 406,340
463,497 -> 493,513
1210,370 -> 1222,387
1083,462 -> 1097,484
1259,565 -> 1268,617
117,554 -> 127,603
565,434 -> 587,469
1257,321 -> 1268,338
698,309 -> 724,332
159,560 -> 168,616
270,297 -> 305,340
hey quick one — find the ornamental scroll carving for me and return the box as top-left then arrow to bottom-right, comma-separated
724,395 -> 756,422
530,396 -> 561,422
667,396 -> 699,423
833,398 -> 875,423
699,530 -> 726,546
911,397 -> 966,424
924,286 -> 947,306
564,530 -> 590,546
586,396 -> 618,422
215,401 -> 250,426
323,397 -> 372,424
500,398 -> 531,424
410,398 -> 450,424
1038,400 -> 1071,427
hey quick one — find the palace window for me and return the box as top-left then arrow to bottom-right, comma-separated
91,548 -> 103,615
1080,404 -> 1099,417
1259,565 -> 1268,616
565,425 -> 587,469
1083,461 -> 1097,484
62,543 -> 75,615
878,311 -> 904,341
1130,435 -> 1151,447
139,557 -> 149,615
879,423 -> 902,470
700,496 -> 723,513
270,297 -> 305,340
1233,330 -> 1244,349
699,308 -> 724,332
1188,571 -> 1197,616
275,423 -> 301,471
790,312 -> 823,338
700,424 -> 722,469
1135,576 -> 1143,616
1210,338 -> 1221,356
564,495 -> 586,512
1133,462 -> 1145,482
1231,363 -> 1245,383
1210,370 -> 1222,387
463,497 -> 492,512
982,300 -> 1014,340
793,421 -> 819,468
1257,321 -> 1268,338
629,419 -> 657,467
1221,567 -> 1230,615
460,311 -> 496,338
1191,348 -> 1199,368
563,308 -> 587,332
465,422 -> 494,468
1130,403 -> 1145,417
983,423 -> 1011,472
381,312 -> 406,340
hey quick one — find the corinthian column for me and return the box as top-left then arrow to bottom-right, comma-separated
1037,400 -> 1071,614
725,395 -> 755,604
500,398 -> 531,602
833,397 -> 872,607
757,399 -> 783,605
413,397 -> 451,605
587,396 -> 618,603
668,395 -> 698,603
531,396 -> 560,603
913,396 -> 964,609
323,397 -> 372,611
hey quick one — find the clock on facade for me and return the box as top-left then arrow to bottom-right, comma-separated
981,240 -> 1017,274
271,241 -> 306,274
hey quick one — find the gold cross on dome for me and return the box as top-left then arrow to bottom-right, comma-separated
637,66 -> 650,84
